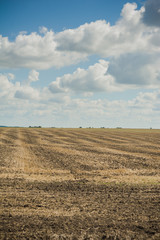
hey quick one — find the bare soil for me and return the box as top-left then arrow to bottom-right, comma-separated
0,127 -> 160,239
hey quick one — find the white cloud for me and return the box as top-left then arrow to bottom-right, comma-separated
39,26 -> 48,34
0,71 -> 160,127
49,60 -> 124,94
0,74 -> 13,91
14,70 -> 40,100
0,1 -> 160,127
0,72 -> 40,101
0,2 -> 159,73
128,90 -> 160,119
0,31 -> 87,69
55,3 -> 146,57
15,86 -> 39,100
8,73 -> 15,80
28,70 -> 39,83
108,52 -> 160,87
62,90 -> 160,127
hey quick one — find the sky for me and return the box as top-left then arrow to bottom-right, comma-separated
0,0 -> 160,128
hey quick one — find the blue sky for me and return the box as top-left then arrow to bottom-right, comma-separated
0,0 -> 160,128
0,0 -> 142,36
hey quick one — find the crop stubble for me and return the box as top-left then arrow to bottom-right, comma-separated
0,127 -> 160,239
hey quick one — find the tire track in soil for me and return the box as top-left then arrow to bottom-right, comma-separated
1,128 -> 160,239
20,129 -> 160,183
0,127 -> 18,145
24,129 -> 160,173
65,130 -> 160,163
0,128 -> 19,174
1,128 -> 159,183
24,129 -> 103,174
69,129 -> 160,148
4,128 -> 75,182
26,128 -> 160,161
59,130 -> 159,158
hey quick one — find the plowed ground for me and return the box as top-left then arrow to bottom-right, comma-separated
0,128 -> 160,239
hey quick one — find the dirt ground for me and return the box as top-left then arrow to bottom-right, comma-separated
0,127 -> 160,239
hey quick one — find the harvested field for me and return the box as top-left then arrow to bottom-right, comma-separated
0,127 -> 160,239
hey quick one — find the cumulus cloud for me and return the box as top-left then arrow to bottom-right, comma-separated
1,72 -> 160,127
0,31 -> 87,69
128,90 -> 160,116
28,70 -> 39,83
39,26 -> 48,34
143,0 -> 160,27
49,60 -> 123,94
14,70 -> 40,100
0,74 -> 13,91
68,90 -> 160,127
0,2 -> 159,71
108,52 -> 160,86
8,73 -> 15,80
55,3 -> 146,57
0,72 -> 40,101
1,1 -> 160,127
0,71 -> 69,103
15,86 -> 39,100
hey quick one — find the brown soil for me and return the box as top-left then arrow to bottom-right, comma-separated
0,127 -> 160,239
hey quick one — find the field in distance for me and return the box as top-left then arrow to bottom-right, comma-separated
0,127 -> 160,239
